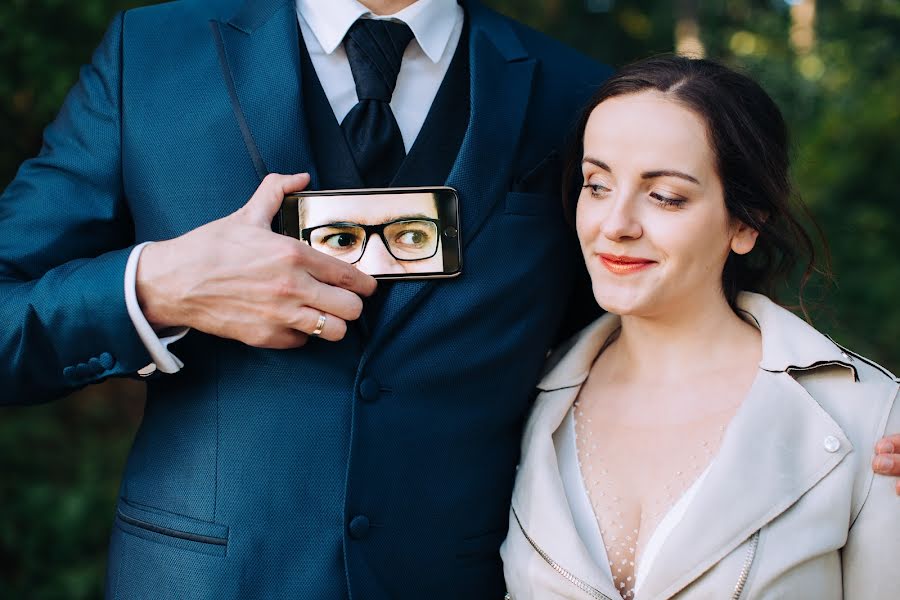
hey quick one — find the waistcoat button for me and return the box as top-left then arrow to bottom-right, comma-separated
359,378 -> 380,403
348,515 -> 370,539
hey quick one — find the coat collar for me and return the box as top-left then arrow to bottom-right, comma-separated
738,292 -> 858,380
536,291 -> 857,393
515,292 -> 856,599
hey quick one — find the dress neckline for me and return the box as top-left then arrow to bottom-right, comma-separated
554,406 -> 711,598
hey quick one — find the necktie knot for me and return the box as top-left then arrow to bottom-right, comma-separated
343,18 -> 414,102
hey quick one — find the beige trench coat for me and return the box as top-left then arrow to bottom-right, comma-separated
501,292 -> 900,599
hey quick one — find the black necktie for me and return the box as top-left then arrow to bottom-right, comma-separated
341,19 -> 415,188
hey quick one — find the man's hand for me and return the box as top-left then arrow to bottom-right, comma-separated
135,173 -> 377,348
873,435 -> 900,495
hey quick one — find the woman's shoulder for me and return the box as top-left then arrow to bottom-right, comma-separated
535,312 -> 621,393
520,315 -> 623,445
788,330 -> 898,412
737,292 -> 897,388
820,338 -> 898,387
739,293 -> 898,467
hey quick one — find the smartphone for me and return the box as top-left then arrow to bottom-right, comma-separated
276,186 -> 461,280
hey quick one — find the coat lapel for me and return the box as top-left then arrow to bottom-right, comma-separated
637,370 -> 851,599
512,385 -> 625,600
211,0 -> 319,204
512,315 -> 627,600
367,0 -> 536,349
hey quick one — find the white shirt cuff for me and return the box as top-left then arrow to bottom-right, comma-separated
125,242 -> 188,376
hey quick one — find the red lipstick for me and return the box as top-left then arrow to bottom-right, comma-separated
597,253 -> 656,275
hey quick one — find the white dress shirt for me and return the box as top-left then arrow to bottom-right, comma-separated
125,0 -> 464,376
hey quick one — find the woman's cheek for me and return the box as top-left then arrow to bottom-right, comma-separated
575,200 -> 601,246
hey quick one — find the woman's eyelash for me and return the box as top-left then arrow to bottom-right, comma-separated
582,183 -> 608,195
650,192 -> 687,207
581,182 -> 686,207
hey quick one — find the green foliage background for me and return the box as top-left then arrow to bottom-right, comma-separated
1,0 -> 897,597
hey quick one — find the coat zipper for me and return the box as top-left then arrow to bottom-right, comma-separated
512,508 -> 616,600
513,508 -> 761,600
730,530 -> 760,600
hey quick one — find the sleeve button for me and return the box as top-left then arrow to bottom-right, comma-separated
99,352 -> 115,370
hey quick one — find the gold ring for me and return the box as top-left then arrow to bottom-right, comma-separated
311,313 -> 327,337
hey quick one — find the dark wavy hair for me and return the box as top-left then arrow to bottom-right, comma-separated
563,55 -> 830,318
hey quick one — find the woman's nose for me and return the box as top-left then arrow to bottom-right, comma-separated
357,234 -> 404,275
600,195 -> 642,241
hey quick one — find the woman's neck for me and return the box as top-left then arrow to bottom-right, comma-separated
605,293 -> 762,384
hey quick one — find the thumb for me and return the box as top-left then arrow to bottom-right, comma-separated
238,173 -> 311,227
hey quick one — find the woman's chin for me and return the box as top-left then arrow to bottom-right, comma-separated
592,287 -> 654,317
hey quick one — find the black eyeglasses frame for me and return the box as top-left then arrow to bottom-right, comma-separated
300,218 -> 442,264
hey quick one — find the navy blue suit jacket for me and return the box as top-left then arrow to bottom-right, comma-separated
0,0 -> 611,597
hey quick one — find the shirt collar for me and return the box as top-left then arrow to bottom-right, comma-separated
296,0 -> 460,63
536,291 -> 857,392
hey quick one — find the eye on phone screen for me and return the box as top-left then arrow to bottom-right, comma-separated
278,187 -> 461,280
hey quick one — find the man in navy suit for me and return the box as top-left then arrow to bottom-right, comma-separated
0,1 -> 610,596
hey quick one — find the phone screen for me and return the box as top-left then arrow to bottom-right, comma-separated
277,187 -> 461,280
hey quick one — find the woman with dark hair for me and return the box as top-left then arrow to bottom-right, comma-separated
501,56 -> 899,599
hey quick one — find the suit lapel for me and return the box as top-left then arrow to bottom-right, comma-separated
637,370 -> 851,599
211,0 -> 319,199
447,2 -> 536,249
368,1 -> 536,349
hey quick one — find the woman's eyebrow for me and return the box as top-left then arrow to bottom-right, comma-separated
582,157 -> 611,172
642,170 -> 700,184
583,158 -> 700,185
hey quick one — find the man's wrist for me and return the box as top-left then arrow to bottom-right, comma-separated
135,240 -> 182,330
125,243 -> 188,375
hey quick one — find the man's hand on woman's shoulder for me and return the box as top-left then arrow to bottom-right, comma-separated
874,434 -> 900,495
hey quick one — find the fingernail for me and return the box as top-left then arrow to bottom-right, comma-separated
877,440 -> 895,454
874,456 -> 894,473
